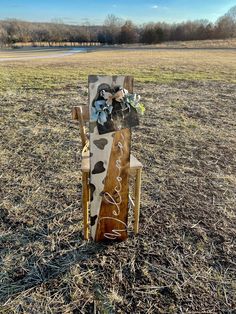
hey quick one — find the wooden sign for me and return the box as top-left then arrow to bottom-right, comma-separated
89,75 -> 133,242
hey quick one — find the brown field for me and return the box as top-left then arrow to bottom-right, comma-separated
0,49 -> 236,313
134,38 -> 236,48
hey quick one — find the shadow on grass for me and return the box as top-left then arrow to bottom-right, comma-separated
0,237 -> 107,304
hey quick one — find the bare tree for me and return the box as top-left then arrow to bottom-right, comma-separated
0,24 -> 8,46
0,5 -> 235,48
216,16 -> 236,38
103,14 -> 122,44
226,5 -> 236,22
225,5 -> 236,37
119,20 -> 139,43
141,23 -> 164,44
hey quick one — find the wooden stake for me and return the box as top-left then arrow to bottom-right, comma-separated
82,172 -> 89,240
134,168 -> 142,234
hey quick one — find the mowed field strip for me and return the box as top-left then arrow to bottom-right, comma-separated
0,48 -> 236,313
0,49 -> 235,88
0,47 -> 86,61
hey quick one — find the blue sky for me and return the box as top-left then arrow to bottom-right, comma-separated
0,0 -> 235,24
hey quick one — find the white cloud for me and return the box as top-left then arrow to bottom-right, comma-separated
151,5 -> 158,9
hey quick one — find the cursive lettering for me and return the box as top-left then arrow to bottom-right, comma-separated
100,132 -> 128,239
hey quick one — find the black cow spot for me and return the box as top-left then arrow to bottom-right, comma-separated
90,215 -> 97,226
97,83 -> 112,94
90,183 -> 96,202
92,161 -> 105,174
94,138 -> 108,150
89,75 -> 99,83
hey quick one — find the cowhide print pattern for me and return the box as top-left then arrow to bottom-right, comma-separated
93,138 -> 108,150
90,131 -> 114,239
92,161 -> 106,174
89,75 -> 131,241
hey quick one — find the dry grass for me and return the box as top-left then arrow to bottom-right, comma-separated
0,49 -> 236,313
0,50 -> 236,89
129,38 -> 236,48
2,38 -> 236,49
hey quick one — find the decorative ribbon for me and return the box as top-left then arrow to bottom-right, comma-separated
91,86 -> 144,126
100,88 -> 128,106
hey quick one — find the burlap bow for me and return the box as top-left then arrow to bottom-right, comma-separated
100,88 -> 128,106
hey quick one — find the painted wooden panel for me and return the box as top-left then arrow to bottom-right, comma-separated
89,75 -> 133,241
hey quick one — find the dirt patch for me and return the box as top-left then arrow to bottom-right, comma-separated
0,80 -> 236,313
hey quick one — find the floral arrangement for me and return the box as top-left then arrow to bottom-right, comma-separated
91,86 -> 145,126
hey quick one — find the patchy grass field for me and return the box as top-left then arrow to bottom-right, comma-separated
0,49 -> 236,313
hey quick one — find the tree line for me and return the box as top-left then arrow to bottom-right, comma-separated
0,6 -> 235,47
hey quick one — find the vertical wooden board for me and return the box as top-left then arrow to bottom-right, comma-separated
95,128 -> 131,241
89,75 -> 133,241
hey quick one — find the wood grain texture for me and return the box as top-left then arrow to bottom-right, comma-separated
95,128 -> 131,241
89,75 -> 133,242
